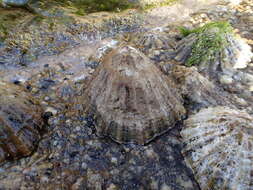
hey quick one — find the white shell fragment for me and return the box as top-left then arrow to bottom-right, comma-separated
181,106 -> 253,190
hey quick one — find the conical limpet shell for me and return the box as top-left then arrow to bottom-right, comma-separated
83,46 -> 186,144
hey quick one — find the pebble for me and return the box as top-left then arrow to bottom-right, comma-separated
220,75 -> 234,85
111,157 -> 118,164
41,176 -> 49,183
161,183 -> 171,190
81,162 -> 88,169
45,107 -> 58,115
235,96 -> 248,106
107,184 -> 117,190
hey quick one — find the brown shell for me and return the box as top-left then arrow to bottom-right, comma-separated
0,81 -> 44,163
83,46 -> 186,144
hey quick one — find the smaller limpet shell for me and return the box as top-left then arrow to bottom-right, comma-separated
181,106 -> 253,190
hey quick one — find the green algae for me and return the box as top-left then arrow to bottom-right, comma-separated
142,0 -> 179,10
179,21 -> 234,67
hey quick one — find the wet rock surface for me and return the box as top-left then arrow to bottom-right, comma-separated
83,46 -> 185,144
0,6 -> 142,69
0,81 -> 44,163
0,119 -> 200,189
0,0 -> 252,189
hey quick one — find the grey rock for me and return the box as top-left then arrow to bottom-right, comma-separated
2,0 -> 29,7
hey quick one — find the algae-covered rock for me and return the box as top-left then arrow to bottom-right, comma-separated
175,21 -> 253,77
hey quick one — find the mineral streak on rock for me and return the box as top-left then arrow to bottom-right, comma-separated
83,46 -> 186,144
181,106 -> 253,190
175,22 -> 253,78
0,81 -> 44,163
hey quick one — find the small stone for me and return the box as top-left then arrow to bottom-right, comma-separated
219,75 -> 233,85
234,97 -> 247,106
150,180 -> 158,189
45,107 -> 58,115
40,176 -> 49,183
111,157 -> 117,164
154,50 -> 160,56
81,162 -> 87,169
161,184 -> 171,190
44,96 -> 50,101
145,148 -> 157,159
53,141 -> 58,146
107,184 -> 117,190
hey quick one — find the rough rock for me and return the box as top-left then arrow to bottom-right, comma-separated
83,46 -> 186,144
181,106 -> 253,190
0,81 -> 44,163
131,30 -> 177,62
160,64 -> 236,112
